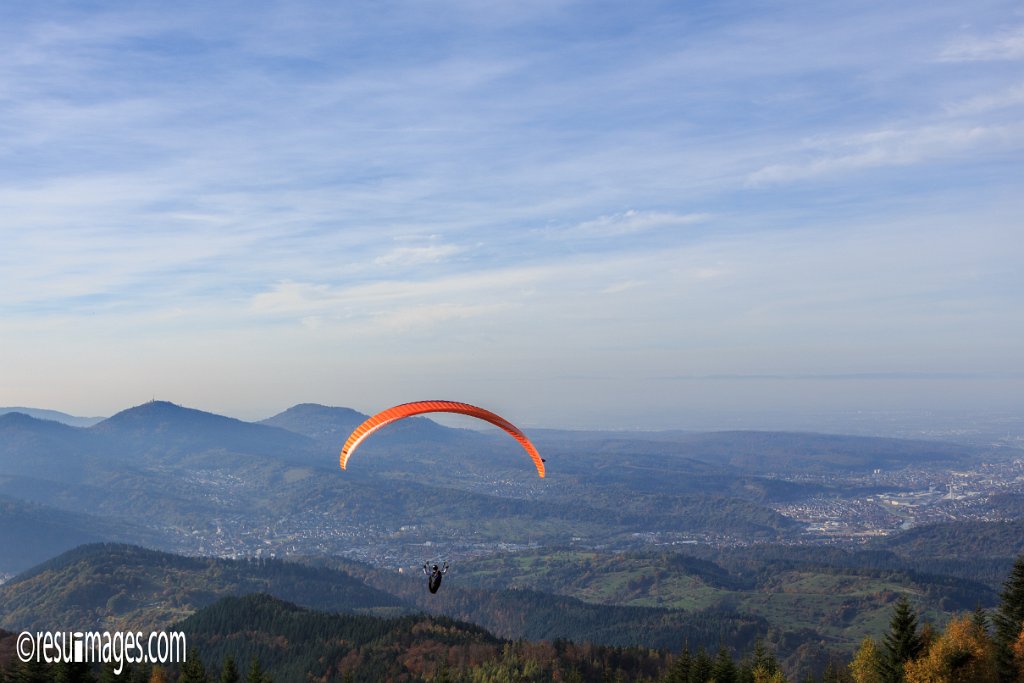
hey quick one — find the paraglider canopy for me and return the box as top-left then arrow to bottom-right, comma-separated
339,400 -> 545,477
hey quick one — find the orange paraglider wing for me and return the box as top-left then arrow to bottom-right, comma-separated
340,400 -> 545,478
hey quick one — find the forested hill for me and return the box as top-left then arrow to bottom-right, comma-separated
0,544 -> 404,633
0,543 -> 768,657
178,593 -> 674,682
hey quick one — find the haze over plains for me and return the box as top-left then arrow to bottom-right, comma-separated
1,2 -> 1021,429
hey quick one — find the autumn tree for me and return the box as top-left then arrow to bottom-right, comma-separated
849,637 -> 884,683
904,615 -> 997,683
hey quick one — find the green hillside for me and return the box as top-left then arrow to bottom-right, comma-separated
0,544 -> 404,633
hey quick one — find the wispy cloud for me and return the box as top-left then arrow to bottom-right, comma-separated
939,25 -> 1024,62
572,210 -> 710,237
373,244 -> 467,267
1,1 -> 1022,423
747,123 -> 1024,185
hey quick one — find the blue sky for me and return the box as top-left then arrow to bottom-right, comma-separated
1,1 -> 1021,428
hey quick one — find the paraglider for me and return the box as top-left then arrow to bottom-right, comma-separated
339,400 -> 545,478
423,561 -> 448,593
339,400 -> 544,593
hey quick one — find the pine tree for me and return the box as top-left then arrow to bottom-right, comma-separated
179,648 -> 209,683
994,553 -> 1024,683
220,656 -> 240,683
246,658 -> 266,683
691,647 -> 713,683
662,646 -> 691,683
973,605 -> 990,634
880,596 -> 923,683
711,647 -> 737,683
750,639 -> 781,679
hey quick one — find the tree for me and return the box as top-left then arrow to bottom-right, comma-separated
179,649 -> 209,683
995,554 -> 1024,682
691,647 -> 713,683
661,646 -> 690,683
904,615 -> 997,683
881,597 -> 924,683
246,658 -> 269,683
711,647 -> 737,683
220,656 -> 240,683
973,606 -> 990,634
149,668 -> 169,683
751,667 -> 788,683
1011,628 -> 1024,682
750,640 -> 781,679
849,637 -> 884,683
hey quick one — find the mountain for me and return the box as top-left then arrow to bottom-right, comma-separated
0,543 -> 405,633
260,402 -> 501,478
260,402 -> 485,449
0,407 -> 104,427
92,401 -> 318,464
3,399 -> 995,578
259,403 -> 369,444
0,412 -> 97,482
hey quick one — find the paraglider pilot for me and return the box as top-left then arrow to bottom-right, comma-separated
423,561 -> 448,593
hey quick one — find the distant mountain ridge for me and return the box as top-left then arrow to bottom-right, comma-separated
92,400 -> 318,462
261,401 -> 493,453
0,496 -> 149,573
0,406 -> 104,427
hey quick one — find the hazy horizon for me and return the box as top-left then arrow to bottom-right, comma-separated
2,1 -> 1021,428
